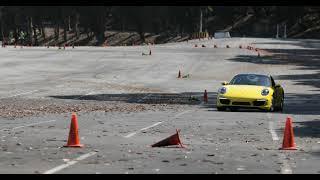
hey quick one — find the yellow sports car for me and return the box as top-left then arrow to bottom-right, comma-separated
216,74 -> 284,112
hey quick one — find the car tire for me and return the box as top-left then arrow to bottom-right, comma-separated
268,98 -> 275,112
217,107 -> 226,111
278,94 -> 284,112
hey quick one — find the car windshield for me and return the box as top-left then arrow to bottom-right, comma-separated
229,74 -> 271,87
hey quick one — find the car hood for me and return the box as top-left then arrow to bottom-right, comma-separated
221,85 -> 273,98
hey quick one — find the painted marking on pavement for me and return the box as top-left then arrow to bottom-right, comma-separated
124,110 -> 192,138
278,153 -> 293,174
124,122 -> 163,138
0,120 -> 56,132
43,152 -> 97,174
266,113 -> 293,174
268,121 -> 279,141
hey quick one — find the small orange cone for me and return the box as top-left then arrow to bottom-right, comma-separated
280,117 -> 297,150
64,112 -> 84,148
178,70 -> 182,78
151,129 -> 185,148
204,90 -> 208,103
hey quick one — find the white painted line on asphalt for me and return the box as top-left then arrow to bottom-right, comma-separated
123,110 -> 192,138
43,151 -> 97,174
124,121 -> 163,138
140,122 -> 163,131
0,90 -> 39,99
266,113 -> 293,174
0,120 -> 56,132
173,110 -> 192,118
85,91 -> 95,96
278,153 -> 293,174
268,121 -> 279,141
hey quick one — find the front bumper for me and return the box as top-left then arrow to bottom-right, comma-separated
216,95 -> 272,110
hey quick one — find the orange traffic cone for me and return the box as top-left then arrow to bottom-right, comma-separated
280,117 -> 297,150
64,112 -> 84,148
151,129 -> 185,148
204,90 -> 208,103
178,70 -> 182,78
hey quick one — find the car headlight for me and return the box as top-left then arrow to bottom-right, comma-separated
261,89 -> 269,96
219,87 -> 227,94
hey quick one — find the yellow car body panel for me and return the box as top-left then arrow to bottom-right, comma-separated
216,85 -> 278,110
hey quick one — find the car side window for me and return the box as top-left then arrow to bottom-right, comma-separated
270,76 -> 276,87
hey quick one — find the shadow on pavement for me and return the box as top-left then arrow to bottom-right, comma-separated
50,92 -> 213,105
228,47 -> 320,91
49,91 -> 320,115
294,119 -> 320,138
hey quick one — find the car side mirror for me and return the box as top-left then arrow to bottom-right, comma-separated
275,84 -> 280,88
221,81 -> 228,85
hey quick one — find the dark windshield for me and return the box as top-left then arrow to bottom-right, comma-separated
229,74 -> 271,87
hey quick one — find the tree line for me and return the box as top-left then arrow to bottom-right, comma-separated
0,6 -> 318,46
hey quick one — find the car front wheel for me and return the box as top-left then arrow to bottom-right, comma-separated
278,95 -> 284,112
268,98 -> 275,112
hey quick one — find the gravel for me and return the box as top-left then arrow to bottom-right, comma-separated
0,98 -> 188,119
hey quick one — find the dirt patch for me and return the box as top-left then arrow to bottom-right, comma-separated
0,98 -> 187,119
